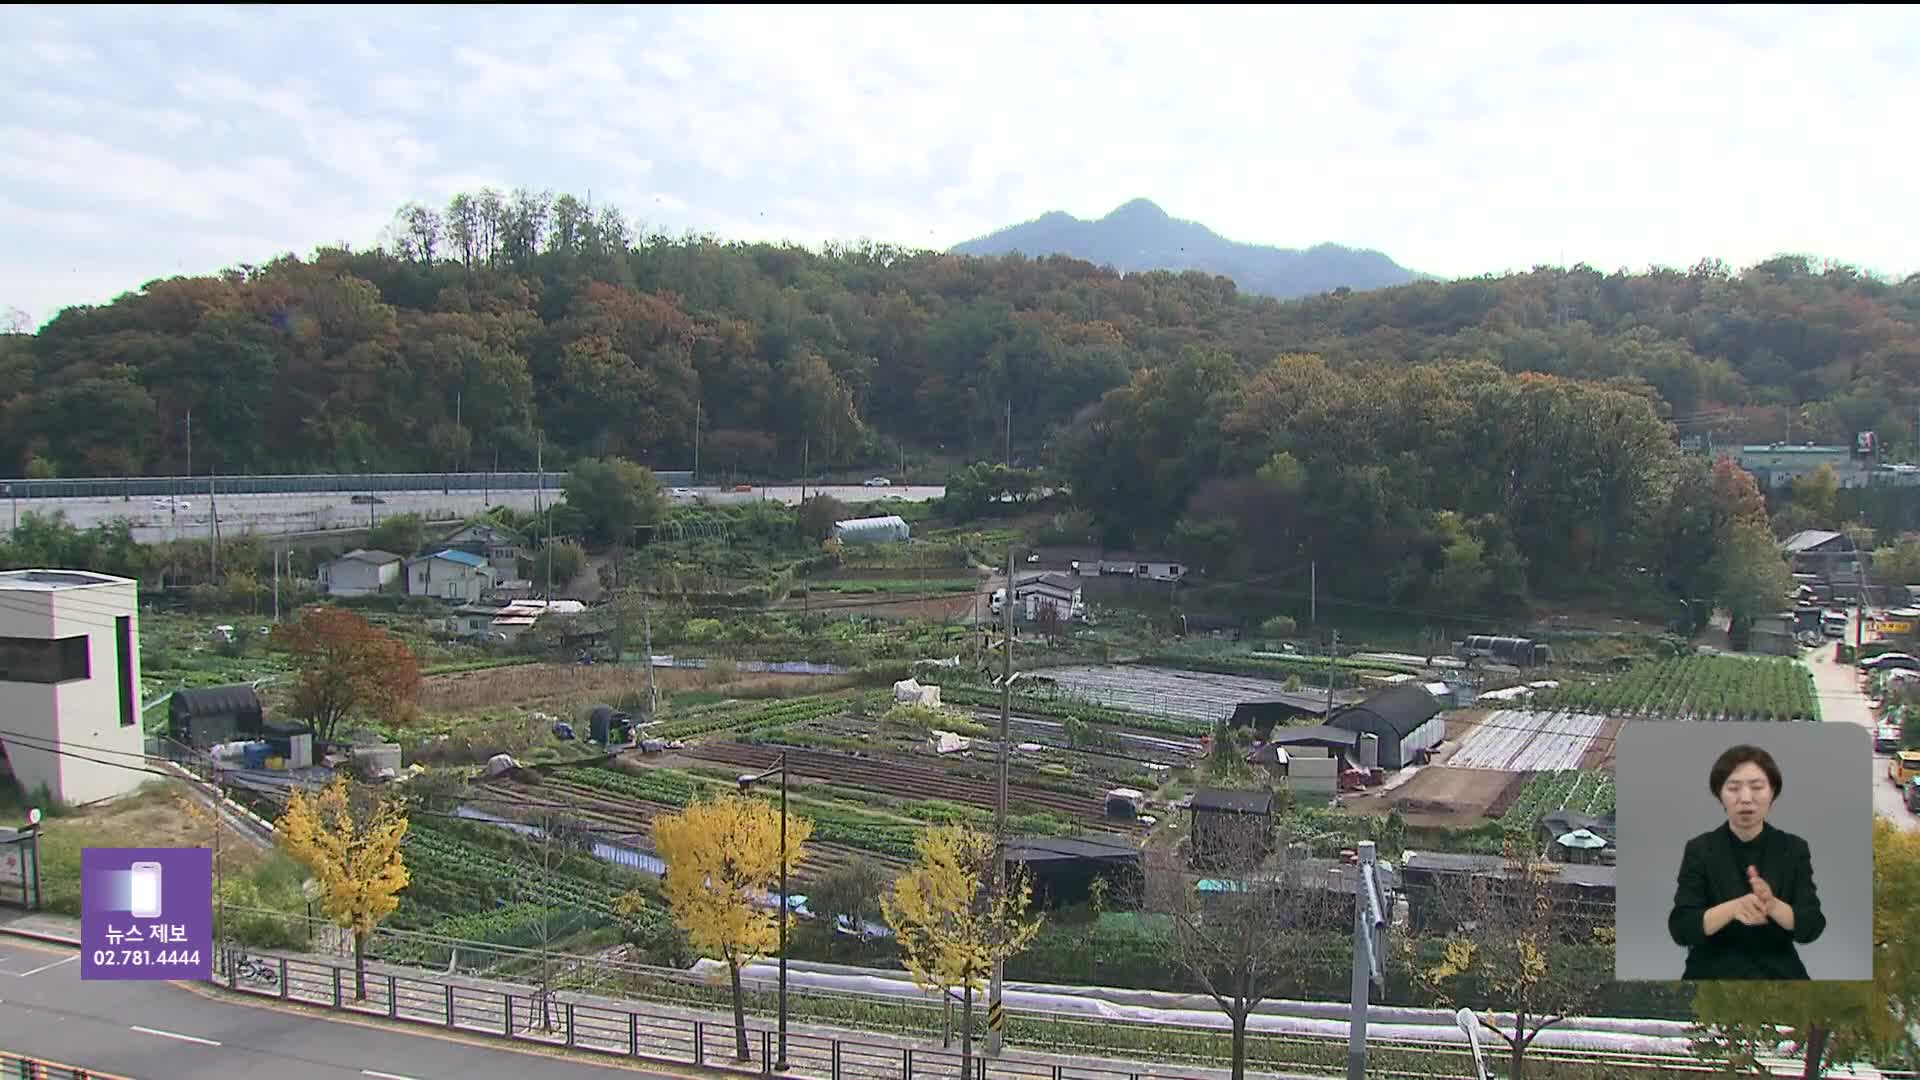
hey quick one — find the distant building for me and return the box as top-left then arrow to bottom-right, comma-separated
1736,443 -> 1864,489
1011,572 -> 1083,621
319,549 -> 403,596
167,685 -> 265,748
439,521 -> 527,579
1328,684 -> 1445,770
0,570 -> 145,804
1003,835 -> 1143,910
831,515 -> 911,545
405,549 -> 496,602
1027,547 -> 1186,581
1188,787 -> 1275,870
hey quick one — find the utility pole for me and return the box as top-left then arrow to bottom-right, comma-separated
209,470 -> 220,580
1326,628 -> 1341,714
1310,560 -> 1317,626
693,402 -> 701,485
801,437 -> 809,504
185,407 -> 192,480
272,548 -> 280,622
1004,399 -> 1012,467
642,596 -> 656,719
987,544 -> 1014,1056
613,548 -> 626,666
1347,840 -> 1387,1080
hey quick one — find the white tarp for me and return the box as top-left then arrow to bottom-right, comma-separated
893,678 -> 941,706
933,730 -> 972,754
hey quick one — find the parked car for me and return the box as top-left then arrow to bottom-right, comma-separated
1862,652 -> 1920,672
1877,724 -> 1905,754
863,476 -> 893,487
1908,778 -> 1920,814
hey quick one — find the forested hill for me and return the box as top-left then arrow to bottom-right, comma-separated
950,197 -> 1421,299
2,186 -> 1918,491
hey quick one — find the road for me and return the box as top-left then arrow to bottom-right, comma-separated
1803,612 -> 1918,830
5,485 -> 944,543
0,938 -> 671,1080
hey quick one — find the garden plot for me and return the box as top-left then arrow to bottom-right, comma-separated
1448,710 -> 1608,771
1034,665 -> 1304,725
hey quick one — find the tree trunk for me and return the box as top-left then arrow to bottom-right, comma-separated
962,977 -> 974,1080
353,930 -> 367,1001
1510,1039 -> 1526,1080
730,961 -> 751,1061
1802,1025 -> 1830,1079
1230,1010 -> 1247,1080
944,993 -> 953,1048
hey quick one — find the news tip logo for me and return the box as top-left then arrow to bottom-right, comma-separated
81,848 -> 211,981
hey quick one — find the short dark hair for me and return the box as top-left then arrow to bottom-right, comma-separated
1710,744 -> 1783,799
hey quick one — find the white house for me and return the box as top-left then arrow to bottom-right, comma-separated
1011,572 -> 1084,622
0,570 -> 146,804
439,521 -> 526,578
319,549 -> 403,596
405,549 -> 496,602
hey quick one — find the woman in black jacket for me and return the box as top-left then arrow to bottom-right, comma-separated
1667,744 -> 1826,980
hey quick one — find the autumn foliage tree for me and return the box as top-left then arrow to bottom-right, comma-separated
274,606 -> 421,745
1401,840 -> 1615,1080
277,777 -> 411,1001
883,826 -> 1044,1080
1688,818 -> 1920,1077
654,795 -> 813,1062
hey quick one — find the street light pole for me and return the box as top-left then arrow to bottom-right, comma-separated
739,754 -> 792,1072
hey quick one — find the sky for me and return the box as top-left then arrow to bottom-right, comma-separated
4,4 -> 1918,328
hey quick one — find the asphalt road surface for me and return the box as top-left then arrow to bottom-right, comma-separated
5,485 -> 943,543
0,939 -> 672,1080
1803,612 -> 1918,830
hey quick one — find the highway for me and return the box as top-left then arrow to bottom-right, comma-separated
0,938 -> 670,1080
4,484 -> 944,543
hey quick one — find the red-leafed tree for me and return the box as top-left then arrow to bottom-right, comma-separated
274,606 -> 422,745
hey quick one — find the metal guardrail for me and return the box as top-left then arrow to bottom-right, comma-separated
0,1050 -> 129,1079
210,946 -> 1217,1080
1,471 -> 687,499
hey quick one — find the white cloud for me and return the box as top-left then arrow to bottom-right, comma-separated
1,4 -> 1917,328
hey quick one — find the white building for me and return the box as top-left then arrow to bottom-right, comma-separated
0,570 -> 146,804
319,549 -> 403,596
405,549 -> 496,602
1008,572 -> 1085,622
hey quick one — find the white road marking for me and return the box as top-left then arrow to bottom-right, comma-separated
16,955 -> 76,977
130,1025 -> 222,1047
362,1071 -> 421,1080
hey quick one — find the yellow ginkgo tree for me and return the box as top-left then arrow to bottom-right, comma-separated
883,826 -> 1044,1080
1401,840 -> 1613,1080
277,777 -> 411,1001
654,794 -> 813,1062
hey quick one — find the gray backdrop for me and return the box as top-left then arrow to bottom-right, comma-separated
1614,720 -> 1873,981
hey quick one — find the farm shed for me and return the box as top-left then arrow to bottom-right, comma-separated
1005,836 -> 1143,910
832,515 -> 911,545
168,685 -> 265,747
1188,787 -> 1275,871
1328,684 -> 1444,769
1397,851 -> 1615,936
1227,695 -> 1339,733
1254,724 -> 1360,763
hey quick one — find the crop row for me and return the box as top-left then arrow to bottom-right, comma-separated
939,684 -> 1206,736
1498,770 -> 1616,827
652,691 -> 882,741
1531,656 -> 1817,721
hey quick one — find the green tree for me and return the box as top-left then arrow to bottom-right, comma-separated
532,539 -> 587,590
1714,521 -> 1794,641
796,494 -> 849,541
561,456 -> 665,547
1873,536 -> 1920,587
365,512 -> 426,557
1790,464 -> 1840,525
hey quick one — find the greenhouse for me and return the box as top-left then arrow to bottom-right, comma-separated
831,514 -> 911,544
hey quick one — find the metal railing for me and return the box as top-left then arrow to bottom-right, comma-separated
0,1050 -> 129,1079
1,471 -> 702,500
209,946 -> 1216,1080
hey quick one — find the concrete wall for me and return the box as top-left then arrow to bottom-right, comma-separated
0,576 -> 145,806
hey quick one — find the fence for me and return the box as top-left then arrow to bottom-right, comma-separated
211,945 -> 1212,1080
0,470 -> 688,499
0,1050 -> 126,1079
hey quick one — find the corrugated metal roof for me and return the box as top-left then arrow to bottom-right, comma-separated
338,549 -> 403,565
1781,530 -> 1845,553
169,685 -> 263,717
421,549 -> 489,569
1191,787 -> 1275,814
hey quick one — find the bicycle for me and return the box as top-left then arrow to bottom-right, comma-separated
225,944 -> 280,989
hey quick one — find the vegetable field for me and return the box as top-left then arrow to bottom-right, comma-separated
1529,656 -> 1818,721
1497,770 -> 1617,826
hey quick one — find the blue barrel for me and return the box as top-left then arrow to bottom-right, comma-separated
243,743 -> 270,769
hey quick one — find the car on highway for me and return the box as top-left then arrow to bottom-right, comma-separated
670,487 -> 693,497
864,476 -> 892,487
350,494 -> 386,505
151,496 -> 191,510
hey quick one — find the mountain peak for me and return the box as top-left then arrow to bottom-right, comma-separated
1103,198 -> 1170,223
951,202 -> 1421,300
